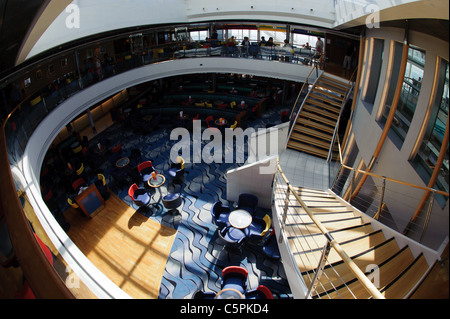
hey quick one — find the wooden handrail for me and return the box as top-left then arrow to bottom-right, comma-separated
0,127 -> 74,298
409,114 -> 450,223
277,159 -> 385,299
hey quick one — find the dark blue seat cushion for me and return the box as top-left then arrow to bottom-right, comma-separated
222,276 -> 246,294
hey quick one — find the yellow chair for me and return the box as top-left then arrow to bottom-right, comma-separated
67,198 -> 79,209
261,215 -> 272,237
173,156 -> 185,170
30,96 -> 42,107
72,144 -> 82,154
97,173 -> 106,186
230,121 -> 238,130
76,163 -> 84,176
195,102 -> 205,107
205,102 -> 213,108
230,101 -> 236,109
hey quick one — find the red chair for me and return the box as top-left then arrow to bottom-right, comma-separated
137,161 -> 155,182
221,266 -> 248,293
192,114 -> 200,121
72,177 -> 86,191
205,115 -> 214,127
128,183 -> 151,207
245,285 -> 274,299
111,143 -> 122,154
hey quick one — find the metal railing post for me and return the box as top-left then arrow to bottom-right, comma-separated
420,190 -> 435,243
373,177 -> 386,220
306,240 -> 332,298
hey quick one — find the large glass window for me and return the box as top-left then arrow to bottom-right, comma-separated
363,38 -> 384,107
391,46 -> 426,145
379,44 -> 426,147
412,58 -> 449,205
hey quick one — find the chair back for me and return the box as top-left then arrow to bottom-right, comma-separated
230,121 -> 238,130
111,143 -> 122,154
256,285 -> 273,299
137,161 -> 153,173
176,156 -> 185,170
261,214 -> 272,236
128,183 -> 139,200
67,197 -> 79,209
222,266 -> 248,279
76,162 -> 84,175
72,178 -> 85,191
237,193 -> 258,214
97,173 -> 106,186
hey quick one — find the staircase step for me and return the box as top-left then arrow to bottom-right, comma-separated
287,140 -> 330,158
305,99 -> 342,114
293,126 -> 333,141
294,230 -> 387,273
321,74 -> 352,89
298,111 -> 337,127
309,92 -> 343,107
286,216 -> 363,237
303,104 -> 339,120
317,77 -> 350,93
306,238 -> 404,296
315,81 -> 348,95
381,253 -> 429,298
312,87 -> 344,101
296,118 -> 335,134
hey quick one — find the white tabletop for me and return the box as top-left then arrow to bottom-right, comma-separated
228,209 -> 252,229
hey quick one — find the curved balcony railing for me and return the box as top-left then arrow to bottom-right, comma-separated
0,22 -> 324,298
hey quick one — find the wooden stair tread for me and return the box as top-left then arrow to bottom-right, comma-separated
297,111 -> 337,126
308,92 -> 343,107
294,231 -> 387,273
381,254 -> 429,298
303,104 -> 339,120
320,75 -> 352,88
293,126 -> 333,141
315,82 -> 348,95
306,238 -> 403,295
296,118 -> 335,134
305,99 -> 341,114
286,217 -> 363,237
312,88 -> 344,101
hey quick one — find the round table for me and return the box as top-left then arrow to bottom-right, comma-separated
228,209 -> 252,229
215,119 -> 228,126
148,174 -> 166,202
116,157 -> 130,168
215,288 -> 244,299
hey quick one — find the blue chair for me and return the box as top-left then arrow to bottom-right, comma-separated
211,201 -> 231,228
237,193 -> 258,216
192,291 -> 216,299
168,156 -> 185,183
162,193 -> 182,214
221,266 -> 248,294
245,214 -> 271,240
137,161 -> 155,182
218,226 -> 246,249
262,230 -> 281,260
128,183 -> 151,207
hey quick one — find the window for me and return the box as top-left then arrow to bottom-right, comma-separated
411,58 -> 449,205
379,44 -> 426,147
363,38 -> 384,106
390,46 -> 425,145
379,41 -> 404,124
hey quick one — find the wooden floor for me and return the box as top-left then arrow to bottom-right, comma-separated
64,192 -> 177,299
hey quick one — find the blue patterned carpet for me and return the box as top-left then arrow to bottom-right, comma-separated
85,108 -> 292,299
